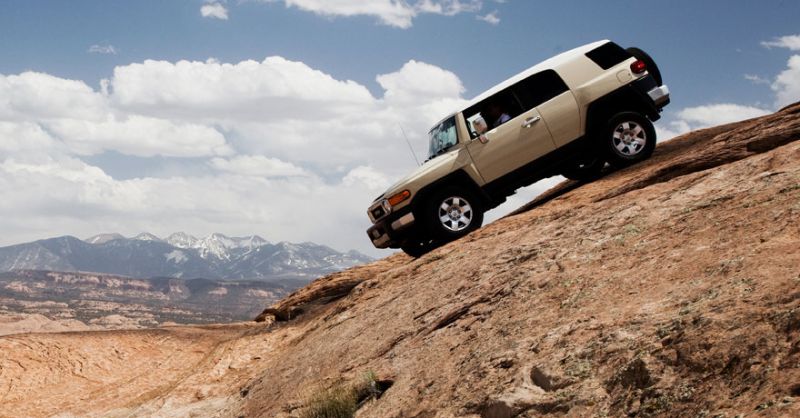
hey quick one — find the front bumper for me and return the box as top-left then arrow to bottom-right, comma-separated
366,210 -> 416,249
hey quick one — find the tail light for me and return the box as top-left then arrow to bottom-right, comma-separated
630,59 -> 647,75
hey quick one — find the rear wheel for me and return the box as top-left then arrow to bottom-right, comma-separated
424,186 -> 484,242
604,112 -> 656,167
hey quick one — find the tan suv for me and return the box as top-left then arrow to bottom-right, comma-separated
367,40 -> 670,257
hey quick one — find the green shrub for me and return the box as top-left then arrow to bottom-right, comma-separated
301,372 -> 379,418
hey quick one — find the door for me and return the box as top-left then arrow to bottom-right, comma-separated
465,108 -> 556,183
513,70 -> 579,147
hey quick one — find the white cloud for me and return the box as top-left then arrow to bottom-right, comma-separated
201,2 -> 229,20
377,59 -> 465,103
477,10 -> 500,25
46,115 -> 232,158
262,0 -> 484,28
0,72 -> 106,121
655,103 -> 771,142
0,72 -> 232,159
772,55 -> 800,108
102,56 -> 466,172
0,56 -> 474,254
342,166 -> 391,190
675,104 -> 770,127
744,74 -> 770,85
0,122 -> 62,154
210,155 -> 308,177
108,57 -> 375,119
88,44 -> 117,55
761,34 -> 800,51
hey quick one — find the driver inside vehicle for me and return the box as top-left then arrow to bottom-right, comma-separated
473,116 -> 488,135
485,100 -> 511,128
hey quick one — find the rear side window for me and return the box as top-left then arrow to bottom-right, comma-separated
585,42 -> 631,70
511,70 -> 569,110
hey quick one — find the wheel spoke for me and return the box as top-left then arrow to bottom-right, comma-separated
613,130 -> 624,139
436,195 -> 477,232
615,141 -> 627,152
632,125 -> 643,136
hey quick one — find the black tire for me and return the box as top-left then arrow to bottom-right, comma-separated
400,239 -> 437,258
626,47 -> 662,86
423,186 -> 484,242
560,154 -> 606,181
603,112 -> 656,167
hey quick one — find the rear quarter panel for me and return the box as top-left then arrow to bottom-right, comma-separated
557,56 -> 639,135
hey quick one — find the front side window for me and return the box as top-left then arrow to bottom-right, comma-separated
463,89 -> 523,139
428,116 -> 459,159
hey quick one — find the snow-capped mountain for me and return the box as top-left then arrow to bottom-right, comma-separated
85,233 -> 125,245
132,232 -> 163,242
165,232 -> 199,249
165,233 -> 269,260
0,233 -> 373,283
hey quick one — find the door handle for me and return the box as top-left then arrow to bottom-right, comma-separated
522,116 -> 541,128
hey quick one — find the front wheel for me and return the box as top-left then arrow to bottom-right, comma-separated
424,186 -> 484,242
603,112 -> 656,167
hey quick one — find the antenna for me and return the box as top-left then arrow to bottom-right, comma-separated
399,124 -> 421,167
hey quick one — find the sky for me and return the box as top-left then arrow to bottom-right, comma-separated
0,0 -> 798,257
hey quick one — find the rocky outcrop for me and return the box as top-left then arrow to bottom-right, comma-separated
239,102 -> 800,417
254,257 -> 398,322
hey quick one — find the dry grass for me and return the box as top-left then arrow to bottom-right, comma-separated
300,372 -> 379,418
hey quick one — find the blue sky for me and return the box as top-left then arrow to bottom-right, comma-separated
0,0 -> 798,255
2,1 -> 797,107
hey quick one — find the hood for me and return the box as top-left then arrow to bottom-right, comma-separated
380,148 -> 462,199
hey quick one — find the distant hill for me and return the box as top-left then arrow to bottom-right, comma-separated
0,232 -> 373,282
0,269 -> 290,325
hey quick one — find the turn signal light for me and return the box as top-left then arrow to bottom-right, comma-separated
630,59 -> 647,75
387,190 -> 411,206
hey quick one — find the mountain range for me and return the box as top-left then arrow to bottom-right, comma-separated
0,232 -> 373,282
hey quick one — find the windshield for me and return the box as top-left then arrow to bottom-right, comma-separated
427,116 -> 459,159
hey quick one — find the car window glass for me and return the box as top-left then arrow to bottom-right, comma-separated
463,89 -> 523,139
585,41 -> 631,70
511,70 -> 569,110
427,116 -> 459,159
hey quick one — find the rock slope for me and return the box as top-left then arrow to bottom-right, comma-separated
1,103 -> 799,417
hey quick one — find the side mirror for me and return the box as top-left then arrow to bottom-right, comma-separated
478,134 -> 489,144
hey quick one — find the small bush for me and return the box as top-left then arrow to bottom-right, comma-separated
301,372 -> 380,418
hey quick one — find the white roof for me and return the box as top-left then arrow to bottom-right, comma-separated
463,39 -> 609,109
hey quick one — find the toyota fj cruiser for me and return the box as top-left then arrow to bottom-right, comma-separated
367,40 -> 670,257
